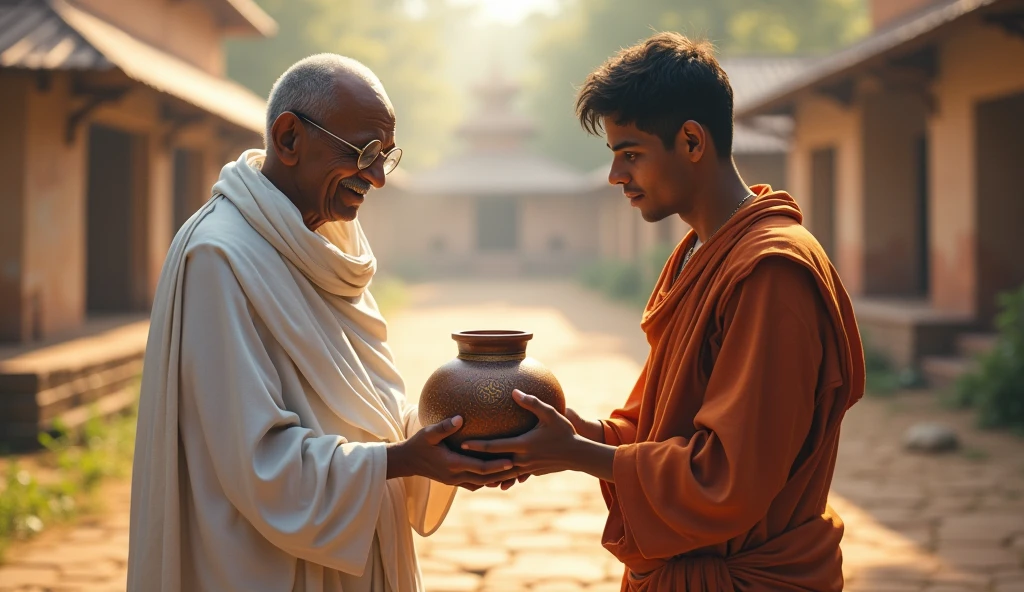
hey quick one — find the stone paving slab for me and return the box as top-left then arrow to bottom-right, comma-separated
2,280 -> 1023,591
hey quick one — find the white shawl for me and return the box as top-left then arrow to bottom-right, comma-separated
128,149 -> 454,591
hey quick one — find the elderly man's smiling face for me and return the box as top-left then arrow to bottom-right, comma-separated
264,69 -> 396,230
299,78 -> 395,223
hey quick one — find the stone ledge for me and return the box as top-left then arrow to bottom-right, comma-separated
0,317 -> 149,448
854,298 -> 976,369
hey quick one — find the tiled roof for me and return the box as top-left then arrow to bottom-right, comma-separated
0,0 -> 266,134
721,56 -> 821,112
733,119 -> 791,154
720,57 -> 818,154
206,0 -> 277,37
0,0 -> 110,69
736,0 -> 1006,117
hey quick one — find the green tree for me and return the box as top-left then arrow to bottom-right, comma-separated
527,0 -> 870,170
225,0 -> 467,170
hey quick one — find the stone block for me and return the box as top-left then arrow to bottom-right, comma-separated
904,423 -> 960,453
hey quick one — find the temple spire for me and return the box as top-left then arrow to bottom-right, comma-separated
456,63 -> 535,153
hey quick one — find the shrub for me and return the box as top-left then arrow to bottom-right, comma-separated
578,243 -> 675,308
861,331 -> 903,397
953,285 -> 1024,432
579,259 -> 645,305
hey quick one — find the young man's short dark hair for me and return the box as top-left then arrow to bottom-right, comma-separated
575,32 -> 735,157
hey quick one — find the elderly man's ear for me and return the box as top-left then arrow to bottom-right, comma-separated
271,113 -> 303,166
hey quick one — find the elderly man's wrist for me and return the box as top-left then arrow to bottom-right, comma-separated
385,441 -> 413,480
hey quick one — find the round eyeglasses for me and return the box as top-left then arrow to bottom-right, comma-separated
291,111 -> 403,174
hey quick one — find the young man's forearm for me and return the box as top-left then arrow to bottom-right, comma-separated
565,435 -> 616,482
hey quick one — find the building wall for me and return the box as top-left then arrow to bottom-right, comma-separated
861,88 -> 929,296
736,153 -> 787,192
789,95 -> 865,294
88,90 -> 249,304
358,192 -> 477,276
21,72 -> 89,339
72,0 -> 226,74
0,73 -> 29,341
359,190 -> 615,277
593,184 -> 692,266
0,67 -> 253,342
783,15 -> 1024,330
975,91 -> 1024,326
90,86 -> 178,309
597,189 -> 638,261
521,195 -> 600,254
520,194 -> 602,274
929,20 -> 1024,317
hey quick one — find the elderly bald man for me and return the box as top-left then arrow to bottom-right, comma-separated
127,54 -> 516,592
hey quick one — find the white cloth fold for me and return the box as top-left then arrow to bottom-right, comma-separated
128,149 -> 456,592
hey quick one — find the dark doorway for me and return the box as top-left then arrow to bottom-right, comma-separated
476,197 -> 519,251
914,133 -> 930,296
976,91 -> 1024,327
86,125 -> 140,313
810,147 -> 837,258
173,148 -> 203,232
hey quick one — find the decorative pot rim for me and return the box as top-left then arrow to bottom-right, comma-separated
452,330 -> 533,356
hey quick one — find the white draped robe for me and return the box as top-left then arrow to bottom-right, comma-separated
127,150 -> 456,592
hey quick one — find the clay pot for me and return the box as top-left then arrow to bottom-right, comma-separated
418,330 -> 565,459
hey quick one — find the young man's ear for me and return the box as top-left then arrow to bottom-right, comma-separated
675,120 -> 706,162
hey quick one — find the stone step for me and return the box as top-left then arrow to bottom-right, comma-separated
920,355 -> 976,391
956,332 -> 998,359
0,318 -> 148,449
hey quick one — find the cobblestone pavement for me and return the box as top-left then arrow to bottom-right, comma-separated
2,280 -> 1023,591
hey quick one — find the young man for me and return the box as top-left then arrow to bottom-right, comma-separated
463,33 -> 866,591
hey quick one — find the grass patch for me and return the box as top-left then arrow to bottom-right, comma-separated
0,399 -> 137,562
578,244 -> 676,309
961,446 -> 990,462
864,342 -> 902,397
861,330 -> 924,398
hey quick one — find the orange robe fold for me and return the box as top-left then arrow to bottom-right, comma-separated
600,185 -> 865,592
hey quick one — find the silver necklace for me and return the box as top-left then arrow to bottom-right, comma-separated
676,192 -> 755,280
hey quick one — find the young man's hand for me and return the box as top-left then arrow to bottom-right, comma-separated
461,390 -> 616,483
565,407 -> 605,443
483,407 -> 602,490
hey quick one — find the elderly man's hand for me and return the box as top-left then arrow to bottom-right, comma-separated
386,416 -> 520,487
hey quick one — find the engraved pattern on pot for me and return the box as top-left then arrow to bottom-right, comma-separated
473,377 -> 509,406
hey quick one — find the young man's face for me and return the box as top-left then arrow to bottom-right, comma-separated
604,118 -> 701,223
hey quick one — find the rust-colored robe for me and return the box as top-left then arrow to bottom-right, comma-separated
600,185 -> 865,591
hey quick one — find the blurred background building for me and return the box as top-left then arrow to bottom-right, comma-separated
1,0 -> 1022,445
360,56 -> 814,277
0,0 -> 275,445
737,0 -> 1024,385
360,70 -> 609,278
